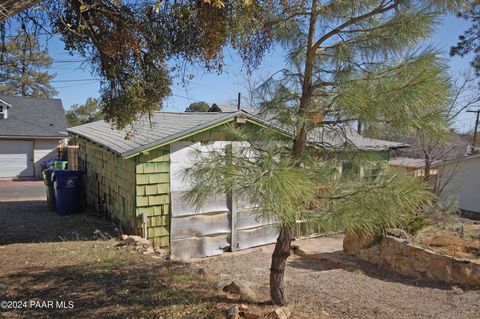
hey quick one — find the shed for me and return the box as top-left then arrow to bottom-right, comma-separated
68,111 -> 287,257
0,95 -> 67,178
68,111 -> 406,258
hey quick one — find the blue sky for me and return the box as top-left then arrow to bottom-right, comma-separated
44,13 -> 475,130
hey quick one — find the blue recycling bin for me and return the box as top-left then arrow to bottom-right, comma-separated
51,170 -> 84,215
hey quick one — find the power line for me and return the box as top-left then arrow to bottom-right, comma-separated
55,81 -> 100,89
171,93 -> 202,102
50,78 -> 100,83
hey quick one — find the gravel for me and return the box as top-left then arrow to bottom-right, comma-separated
198,235 -> 480,319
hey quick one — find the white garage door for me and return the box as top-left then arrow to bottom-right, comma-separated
0,140 -> 34,178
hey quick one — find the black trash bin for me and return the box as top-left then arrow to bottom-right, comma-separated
42,168 -> 56,212
52,170 -> 84,215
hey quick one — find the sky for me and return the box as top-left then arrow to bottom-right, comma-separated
42,13 -> 476,131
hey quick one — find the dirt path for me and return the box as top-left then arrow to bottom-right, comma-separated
199,234 -> 480,319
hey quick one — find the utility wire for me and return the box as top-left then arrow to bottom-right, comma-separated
51,78 -> 100,83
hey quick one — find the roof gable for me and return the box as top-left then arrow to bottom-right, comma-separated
0,95 -> 67,138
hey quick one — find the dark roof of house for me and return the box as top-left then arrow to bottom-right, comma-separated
68,111 -> 277,158
0,95 -> 67,138
309,127 -> 407,151
208,104 -> 405,150
390,154 -> 480,169
389,157 -> 431,168
208,103 -> 259,114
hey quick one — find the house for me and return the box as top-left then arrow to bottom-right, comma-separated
389,155 -> 480,219
389,157 -> 439,178
0,96 -> 67,179
436,154 -> 480,219
68,110 -> 405,258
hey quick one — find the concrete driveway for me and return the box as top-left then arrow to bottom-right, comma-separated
0,179 -> 119,244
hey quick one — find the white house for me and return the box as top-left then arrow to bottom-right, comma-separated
436,154 -> 480,218
0,96 -> 67,179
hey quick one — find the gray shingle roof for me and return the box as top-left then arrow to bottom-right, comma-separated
68,111 -> 264,158
0,95 -> 67,138
69,109 -> 405,158
308,127 -> 406,151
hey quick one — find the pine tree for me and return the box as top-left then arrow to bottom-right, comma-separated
451,3 -> 480,74
185,101 -> 210,112
0,33 -> 57,98
186,0 -> 469,306
66,97 -> 103,127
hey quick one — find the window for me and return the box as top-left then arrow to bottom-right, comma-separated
0,105 -> 7,119
340,161 -> 360,179
363,162 -> 384,181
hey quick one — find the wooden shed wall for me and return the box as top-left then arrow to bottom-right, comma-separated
78,139 -> 137,233
135,146 -> 171,248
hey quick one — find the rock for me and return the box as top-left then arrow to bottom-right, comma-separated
223,280 -> 256,301
240,312 -> 260,319
0,283 -> 6,290
216,278 -> 232,290
142,247 -> 155,255
265,306 -> 291,319
227,305 -> 240,319
124,235 -> 152,248
239,304 -> 248,311
191,264 -> 214,280
121,234 -> 128,240
343,231 -> 375,255
451,286 -> 464,294
387,229 -> 413,242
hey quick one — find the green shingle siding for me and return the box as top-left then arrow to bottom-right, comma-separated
135,146 -> 170,248
78,138 -> 136,233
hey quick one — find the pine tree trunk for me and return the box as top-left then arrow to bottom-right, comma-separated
270,227 -> 293,305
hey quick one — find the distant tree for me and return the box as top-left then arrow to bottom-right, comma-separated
0,33 -> 57,97
66,97 -> 103,127
185,101 -> 210,112
451,3 -> 480,75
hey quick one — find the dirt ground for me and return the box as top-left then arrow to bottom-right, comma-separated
1,181 -> 479,318
0,241 -> 236,319
414,221 -> 480,262
199,234 -> 480,319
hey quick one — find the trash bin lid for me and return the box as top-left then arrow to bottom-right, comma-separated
51,170 -> 84,182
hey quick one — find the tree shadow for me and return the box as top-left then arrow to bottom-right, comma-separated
288,250 -> 478,291
0,260 -> 235,319
0,200 -> 119,244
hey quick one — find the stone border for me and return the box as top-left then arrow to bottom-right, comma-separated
343,233 -> 480,287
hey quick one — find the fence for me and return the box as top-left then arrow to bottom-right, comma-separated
58,146 -> 79,170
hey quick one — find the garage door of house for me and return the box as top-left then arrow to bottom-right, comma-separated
0,140 -> 34,178
169,141 -> 279,259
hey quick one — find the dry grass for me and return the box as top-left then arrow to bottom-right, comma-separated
413,212 -> 480,261
0,240 -> 272,319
